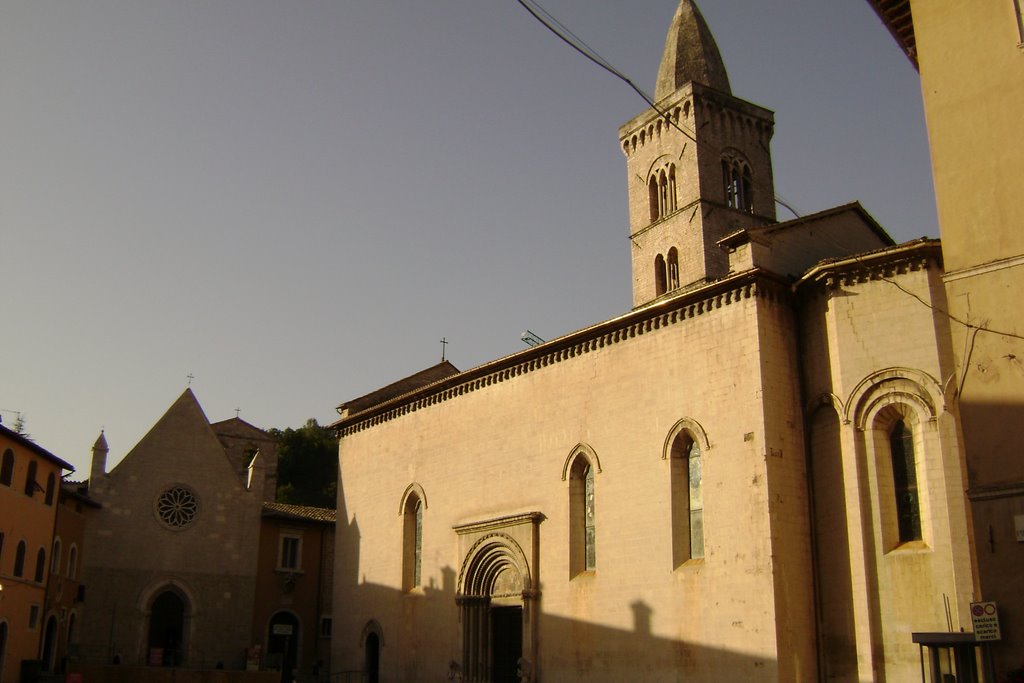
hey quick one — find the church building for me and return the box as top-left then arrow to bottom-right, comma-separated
329,2 -> 976,681
77,389 -> 278,671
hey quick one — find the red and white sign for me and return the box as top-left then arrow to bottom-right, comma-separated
971,601 -> 1001,641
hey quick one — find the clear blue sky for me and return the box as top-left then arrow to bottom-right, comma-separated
1,0 -> 932,475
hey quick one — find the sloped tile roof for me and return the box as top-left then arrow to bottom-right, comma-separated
263,501 -> 336,524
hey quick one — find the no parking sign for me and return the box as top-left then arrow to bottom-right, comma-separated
971,601 -> 1001,641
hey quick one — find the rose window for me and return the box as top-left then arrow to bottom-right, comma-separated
156,486 -> 199,529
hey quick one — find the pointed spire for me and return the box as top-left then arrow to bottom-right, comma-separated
90,430 -> 109,491
655,0 -> 731,100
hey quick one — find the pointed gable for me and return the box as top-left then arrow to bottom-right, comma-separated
105,388 -> 241,488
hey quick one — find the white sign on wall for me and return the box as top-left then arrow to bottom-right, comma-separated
971,602 -> 1001,641
1014,515 -> 1024,543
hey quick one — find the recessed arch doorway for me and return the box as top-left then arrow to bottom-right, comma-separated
40,615 -> 58,671
147,588 -> 189,667
456,529 -> 538,683
267,610 -> 300,681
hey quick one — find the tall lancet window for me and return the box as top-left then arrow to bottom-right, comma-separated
890,420 -> 921,543
668,165 -> 678,213
649,176 -> 661,222
671,432 -> 704,566
402,491 -> 424,590
584,463 -> 596,570
569,452 -> 597,576
1015,0 -> 1024,43
667,247 -> 679,290
655,254 -> 667,296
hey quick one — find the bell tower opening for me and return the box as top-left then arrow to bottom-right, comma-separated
619,0 -> 777,307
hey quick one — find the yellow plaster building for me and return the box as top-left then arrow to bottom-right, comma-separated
330,2 -> 980,681
867,0 -> 1024,675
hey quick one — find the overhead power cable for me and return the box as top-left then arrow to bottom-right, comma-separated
514,0 -> 801,218
516,1 -> 1023,348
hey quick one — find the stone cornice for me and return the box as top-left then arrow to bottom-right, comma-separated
619,83 -> 775,159
453,512 -> 545,536
336,270 -> 788,437
793,240 -> 942,294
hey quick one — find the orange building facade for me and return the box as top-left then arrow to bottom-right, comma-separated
0,423 -> 73,683
253,502 -> 335,681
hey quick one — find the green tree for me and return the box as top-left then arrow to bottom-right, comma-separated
13,413 -> 31,440
269,419 -> 338,508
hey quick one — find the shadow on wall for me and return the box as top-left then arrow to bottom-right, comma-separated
332,576 -> 781,681
332,490 -> 781,681
962,397 -> 1024,677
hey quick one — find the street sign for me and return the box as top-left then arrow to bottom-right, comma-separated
970,601 -> 1001,641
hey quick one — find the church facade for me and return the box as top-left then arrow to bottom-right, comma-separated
78,389 -> 278,670
330,2 -> 976,681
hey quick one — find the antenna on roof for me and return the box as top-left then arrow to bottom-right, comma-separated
440,337 -> 449,362
521,330 -> 545,347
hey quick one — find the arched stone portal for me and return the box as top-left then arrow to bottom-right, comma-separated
147,589 -> 188,667
455,513 -> 542,683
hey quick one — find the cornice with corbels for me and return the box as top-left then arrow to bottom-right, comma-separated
339,271 -> 787,436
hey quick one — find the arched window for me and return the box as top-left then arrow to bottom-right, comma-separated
14,540 -> 26,577
648,164 -> 678,222
402,491 -> 423,590
0,449 -> 13,486
667,247 -> 680,291
68,544 -> 78,579
25,460 -> 38,497
659,170 -> 669,218
668,165 -> 678,213
45,473 -> 56,506
670,432 -> 704,566
648,176 -> 660,222
35,547 -> 46,582
890,420 -> 922,543
742,166 -> 752,212
654,254 -> 667,296
52,538 -> 62,575
569,453 -> 596,576
722,154 -> 753,213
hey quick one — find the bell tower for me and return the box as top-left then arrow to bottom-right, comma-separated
620,0 -> 777,308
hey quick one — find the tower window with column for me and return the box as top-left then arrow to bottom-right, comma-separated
648,164 -> 678,222
722,153 -> 753,213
